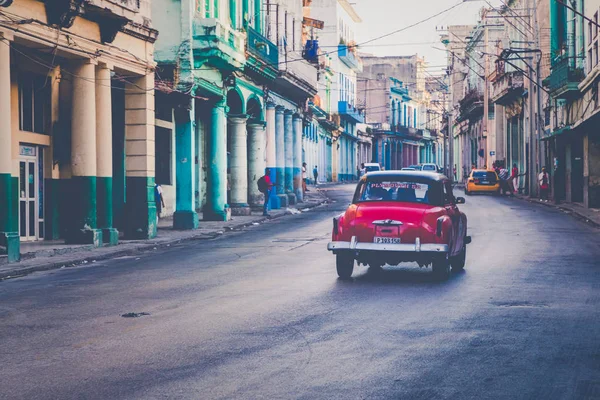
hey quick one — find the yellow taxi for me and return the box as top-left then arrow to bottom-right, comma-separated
464,169 -> 501,195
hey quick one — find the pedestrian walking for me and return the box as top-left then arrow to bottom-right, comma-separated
257,169 -> 273,216
313,165 -> 319,186
302,162 -> 309,193
539,167 -> 550,201
511,163 -> 519,194
154,183 -> 165,224
360,163 -> 366,177
453,164 -> 457,181
498,165 -> 514,196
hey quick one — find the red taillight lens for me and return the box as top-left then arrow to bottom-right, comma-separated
473,178 -> 480,184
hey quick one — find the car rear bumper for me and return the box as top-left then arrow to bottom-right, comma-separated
467,183 -> 500,192
327,236 -> 449,253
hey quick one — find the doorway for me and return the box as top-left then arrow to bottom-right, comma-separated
18,144 -> 44,241
572,136 -> 584,203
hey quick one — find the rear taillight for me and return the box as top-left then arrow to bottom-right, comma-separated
333,217 -> 339,235
473,178 -> 480,184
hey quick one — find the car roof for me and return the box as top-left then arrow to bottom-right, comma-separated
362,170 -> 448,182
364,163 -> 380,166
472,169 -> 496,173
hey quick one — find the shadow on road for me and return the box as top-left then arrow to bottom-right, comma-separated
337,264 -> 468,285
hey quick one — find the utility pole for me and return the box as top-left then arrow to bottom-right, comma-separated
527,0 -> 537,197
483,23 -> 489,169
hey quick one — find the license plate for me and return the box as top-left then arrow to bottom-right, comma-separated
481,181 -> 489,184
374,237 -> 400,244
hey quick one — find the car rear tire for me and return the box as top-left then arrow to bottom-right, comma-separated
336,253 -> 354,279
451,245 -> 466,271
432,253 -> 451,281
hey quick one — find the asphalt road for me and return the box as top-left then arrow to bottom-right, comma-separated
1,185 -> 600,400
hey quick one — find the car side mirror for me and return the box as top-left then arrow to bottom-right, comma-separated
455,197 -> 466,204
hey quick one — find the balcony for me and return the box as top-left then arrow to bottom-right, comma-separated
491,71 -> 524,105
549,56 -> 584,99
276,51 -> 318,98
338,101 -> 364,123
458,88 -> 483,121
338,44 -> 363,72
192,18 -> 246,71
245,27 -> 278,81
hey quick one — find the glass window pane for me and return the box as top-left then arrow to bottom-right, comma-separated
28,162 -> 35,199
20,201 -> 26,237
39,221 -> 44,239
19,162 -> 25,198
39,149 -> 44,218
20,77 -> 33,132
29,201 -> 35,237
33,76 -> 47,134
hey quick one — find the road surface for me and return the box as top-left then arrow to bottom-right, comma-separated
1,185 -> 599,399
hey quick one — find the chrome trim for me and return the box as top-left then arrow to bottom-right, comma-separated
327,241 -> 448,253
372,219 -> 403,226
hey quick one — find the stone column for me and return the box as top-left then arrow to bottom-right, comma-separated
284,110 -> 296,204
247,121 -> 266,209
124,74 -> 157,239
275,107 -> 288,207
68,59 -> 102,246
0,31 -> 18,262
173,100 -> 199,229
95,63 -> 118,244
228,115 -> 251,215
205,101 -> 230,221
265,103 -> 279,209
293,114 -> 303,202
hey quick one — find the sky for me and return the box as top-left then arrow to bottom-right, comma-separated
353,0 -> 495,76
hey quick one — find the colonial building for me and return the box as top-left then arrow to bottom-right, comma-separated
152,0 -> 318,226
0,0 -> 157,262
359,54 -> 438,170
546,0 -> 600,208
310,0 -> 363,181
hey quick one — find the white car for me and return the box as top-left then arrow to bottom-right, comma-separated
421,163 -> 438,172
363,163 -> 381,173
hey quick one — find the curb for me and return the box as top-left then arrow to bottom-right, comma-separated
0,197 -> 330,282
512,195 -> 600,228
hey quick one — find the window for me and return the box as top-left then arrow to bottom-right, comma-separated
19,73 -> 48,134
155,127 -> 172,185
354,179 -> 442,205
595,12 -> 598,38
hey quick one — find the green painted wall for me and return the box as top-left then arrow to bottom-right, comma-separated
124,176 -> 157,239
97,177 -> 113,229
0,173 -> 12,233
44,178 -> 61,240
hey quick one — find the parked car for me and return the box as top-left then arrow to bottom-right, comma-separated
409,164 -> 422,170
401,167 -> 416,171
364,163 -> 381,173
421,163 -> 438,172
327,171 -> 471,280
465,169 -> 500,195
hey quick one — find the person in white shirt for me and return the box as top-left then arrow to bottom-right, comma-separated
538,166 -> 550,201
302,162 -> 309,193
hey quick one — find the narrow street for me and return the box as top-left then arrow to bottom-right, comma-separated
1,185 -> 599,399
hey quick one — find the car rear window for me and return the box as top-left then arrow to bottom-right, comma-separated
365,166 -> 380,172
354,180 -> 443,205
422,165 -> 436,171
473,171 -> 497,181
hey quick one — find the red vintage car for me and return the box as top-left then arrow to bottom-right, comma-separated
327,171 -> 471,280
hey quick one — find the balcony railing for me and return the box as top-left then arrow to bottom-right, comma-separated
338,45 -> 363,72
490,71 -> 524,105
549,56 -> 584,99
247,26 -> 278,67
192,18 -> 246,70
338,101 -> 364,123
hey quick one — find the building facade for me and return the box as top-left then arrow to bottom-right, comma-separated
0,0 -> 157,262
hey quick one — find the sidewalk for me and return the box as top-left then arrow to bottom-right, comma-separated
0,189 -> 330,281
512,193 -> 600,228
